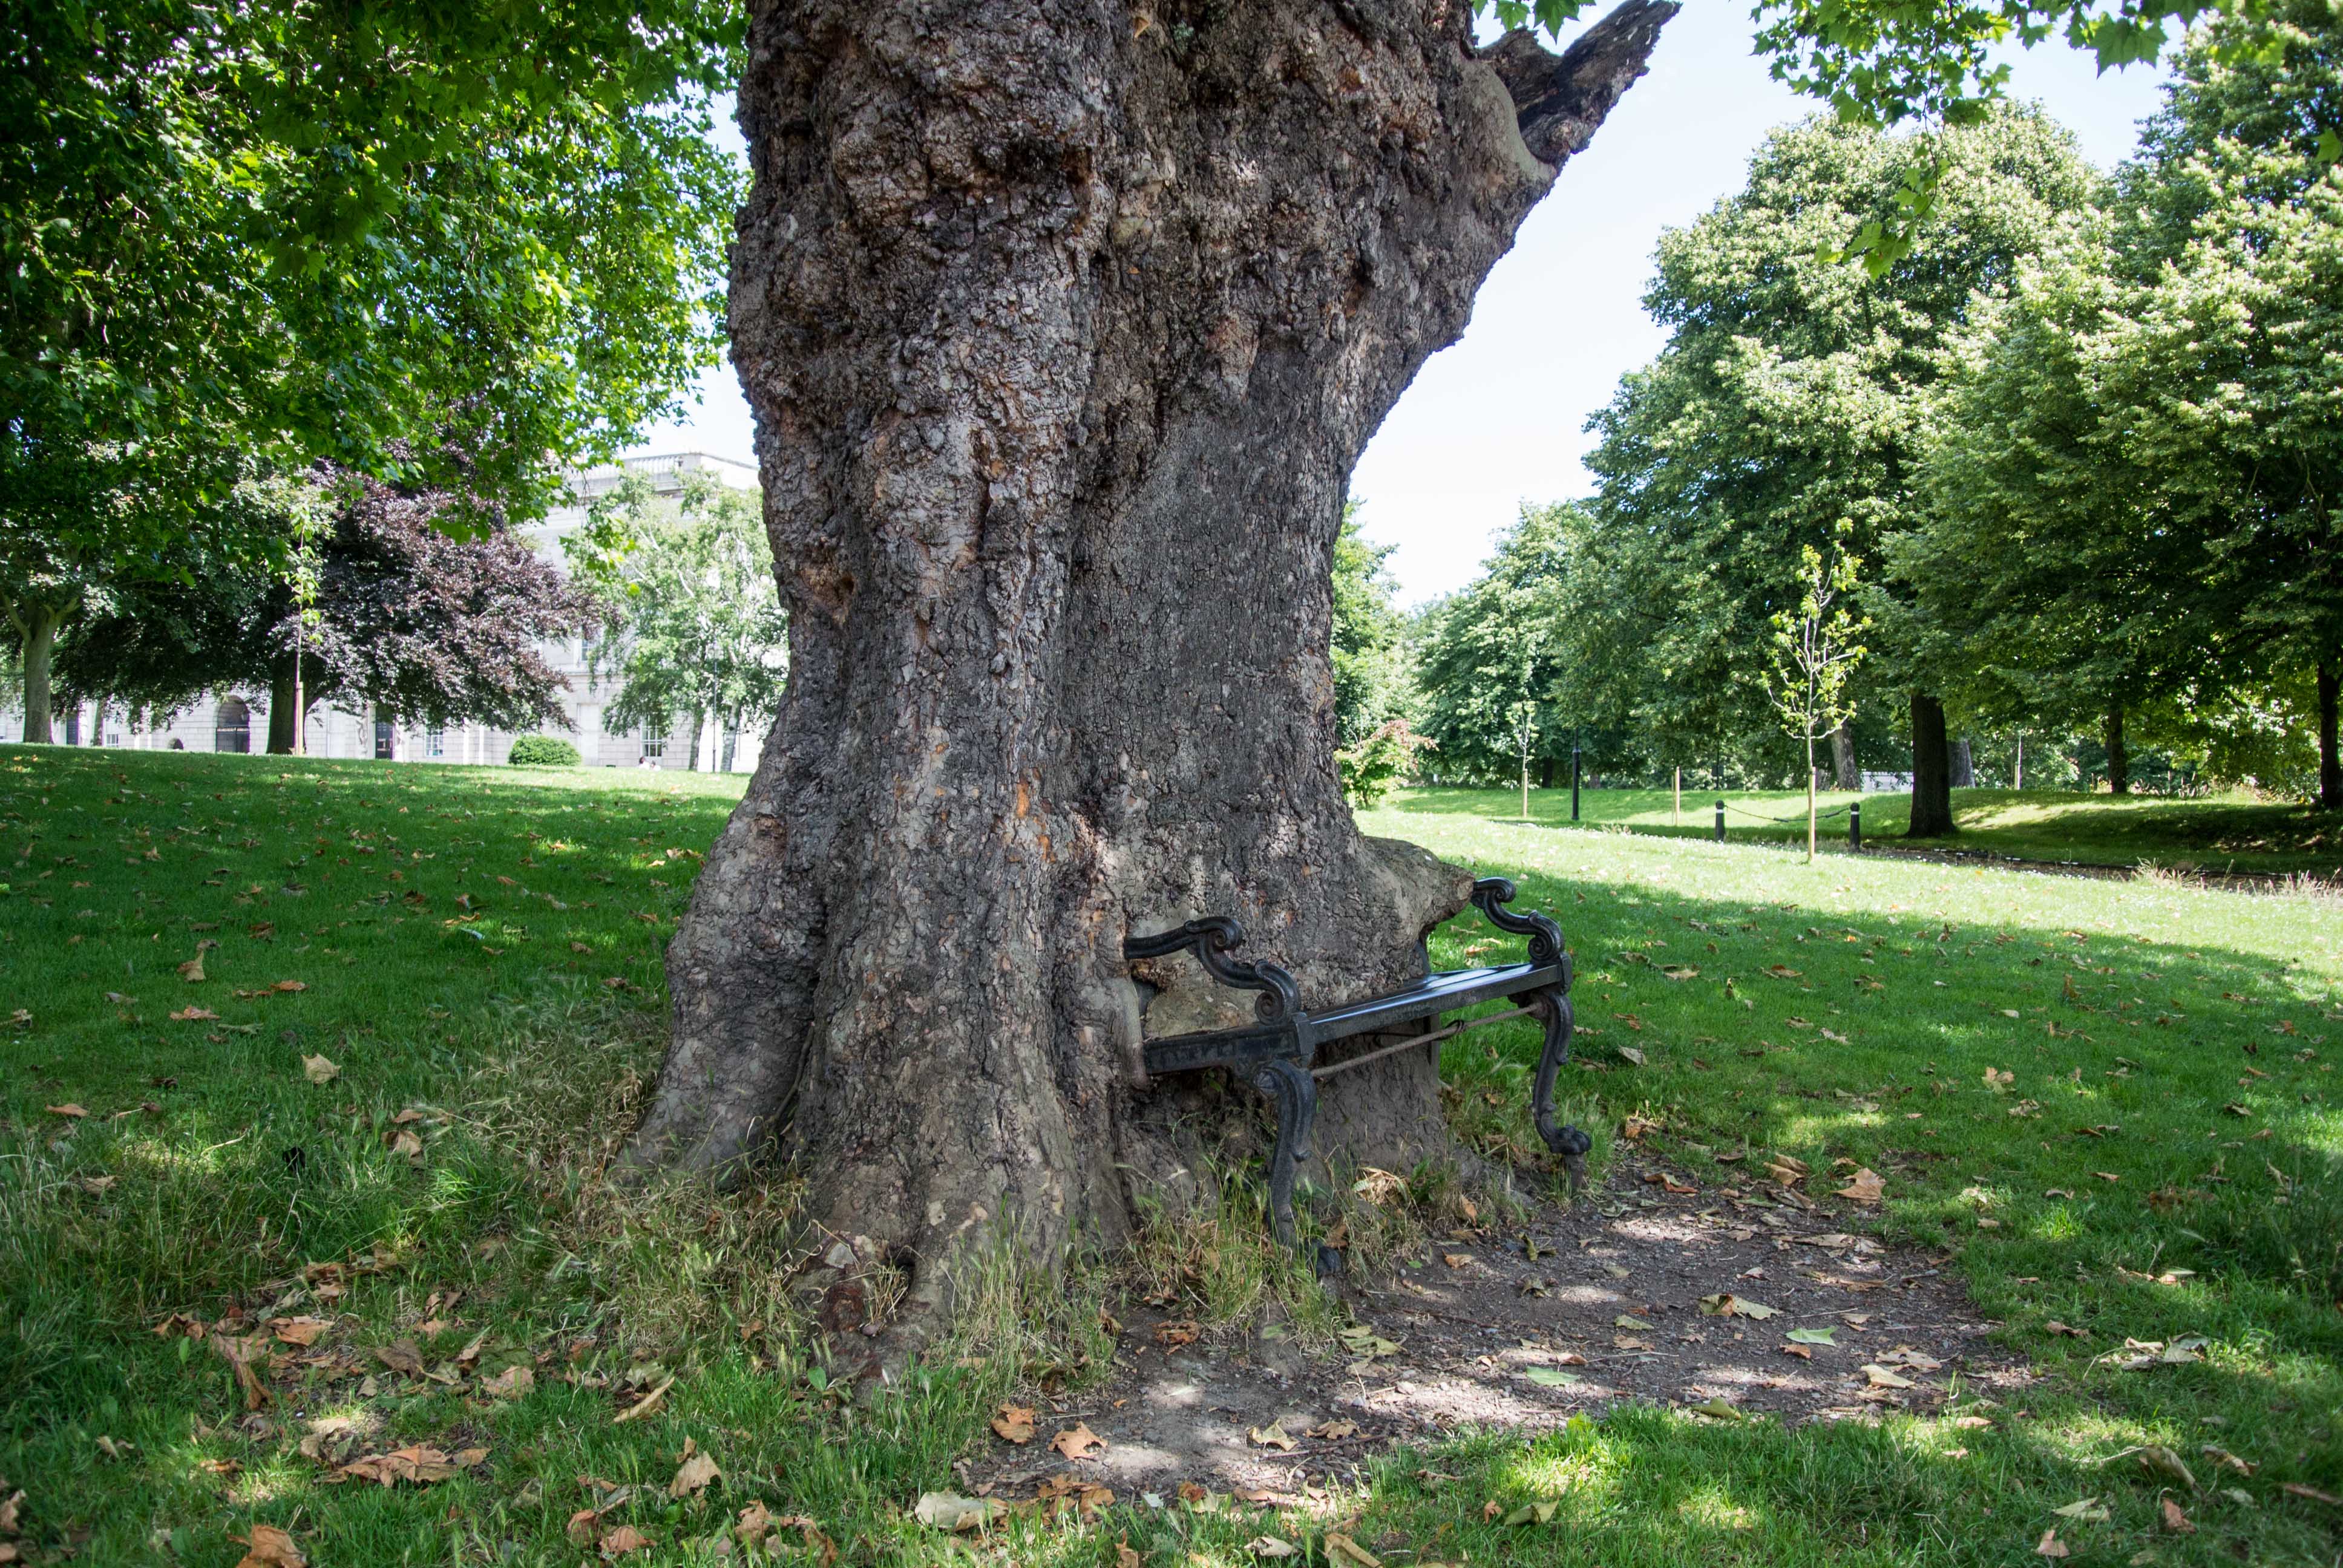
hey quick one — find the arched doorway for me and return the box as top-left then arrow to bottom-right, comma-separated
214,697 -> 251,753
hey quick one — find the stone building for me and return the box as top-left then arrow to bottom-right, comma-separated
1,451 -> 766,771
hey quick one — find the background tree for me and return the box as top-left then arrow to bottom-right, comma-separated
1576,105 -> 2096,831
2,0 -> 741,739
1330,505 -> 1412,747
1907,3 -> 2343,805
1763,541 -> 1869,860
1415,506 -> 1577,787
567,472 -> 789,771
57,474 -> 593,746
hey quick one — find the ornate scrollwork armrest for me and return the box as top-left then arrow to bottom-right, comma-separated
1123,915 -> 1302,1022
1470,876 -> 1565,972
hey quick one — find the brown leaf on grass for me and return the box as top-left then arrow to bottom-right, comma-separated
1051,1422 -> 1106,1460
566,1510 -> 603,1547
483,1365 -> 534,1399
1326,1534 -> 1383,1567
300,1054 -> 338,1084
338,1445 -> 462,1486
2281,1482 -> 2343,1505
1154,1319 -> 1199,1348
2160,1497 -> 2194,1533
2033,1527 -> 2068,1558
212,1333 -> 274,1410
598,1524 -> 654,1557
274,980 -> 306,993
169,1007 -> 217,1023
989,1403 -> 1035,1443
232,1524 -> 306,1568
1118,1544 -> 1143,1568
1835,1168 -> 1885,1204
2200,1446 -> 2255,1477
387,1129 -> 424,1162
1622,1115 -> 1660,1140
43,1103 -> 88,1119
614,1375 -> 675,1424
668,1440 -> 720,1498
178,956 -> 206,982
270,1317 -> 330,1347
913,1492 -> 1005,1531
1617,1045 -> 1648,1067
372,1341 -> 424,1376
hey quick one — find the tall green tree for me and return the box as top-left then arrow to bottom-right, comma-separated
1330,505 -> 1410,747
1909,2 -> 2343,805
1,0 -> 742,739
1576,104 -> 2096,831
568,472 -> 787,771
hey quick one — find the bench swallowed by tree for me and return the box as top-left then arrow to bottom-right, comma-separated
1125,877 -> 1584,1264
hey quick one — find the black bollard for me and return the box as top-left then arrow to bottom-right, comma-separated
1849,799 -> 1863,851
1714,799 -> 1726,842
1571,745 -> 1582,822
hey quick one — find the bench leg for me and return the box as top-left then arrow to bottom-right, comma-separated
1250,1059 -> 1317,1250
1530,988 -> 1593,1192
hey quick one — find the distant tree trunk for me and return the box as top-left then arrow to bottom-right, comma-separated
1948,737 -> 1974,788
2103,705 -> 2129,795
1538,755 -> 1555,788
15,602 -> 65,743
1829,723 -> 1857,790
628,0 -> 1677,1318
2318,661 -> 2339,811
1908,692 -> 1955,837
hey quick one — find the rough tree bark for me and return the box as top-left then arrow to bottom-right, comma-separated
2103,704 -> 2129,795
631,0 -> 1675,1316
1829,722 -> 1856,791
2319,661 -> 2339,811
266,653 -> 314,755
1908,691 -> 1955,837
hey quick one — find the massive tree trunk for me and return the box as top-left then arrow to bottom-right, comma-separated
1908,691 -> 1955,837
1829,722 -> 1856,791
2103,704 -> 2129,795
632,0 -> 1673,1311
2319,660 -> 2339,811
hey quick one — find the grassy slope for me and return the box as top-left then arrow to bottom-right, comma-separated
3,746 -> 2339,1567
1386,785 -> 2343,877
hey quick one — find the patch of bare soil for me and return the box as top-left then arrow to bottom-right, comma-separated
962,1146 -> 2034,1500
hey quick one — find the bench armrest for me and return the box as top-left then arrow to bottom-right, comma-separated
1123,915 -> 1301,1021
1470,877 -> 1565,972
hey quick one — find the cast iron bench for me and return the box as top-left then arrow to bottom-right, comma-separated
1124,876 -> 1587,1251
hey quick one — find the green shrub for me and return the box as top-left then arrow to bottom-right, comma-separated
506,734 -> 581,767
1336,718 -> 1434,809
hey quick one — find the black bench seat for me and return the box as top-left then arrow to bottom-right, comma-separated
1124,876 -> 1587,1253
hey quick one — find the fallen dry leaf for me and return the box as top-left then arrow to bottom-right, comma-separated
1154,1319 -> 1199,1348
598,1524 -> 654,1557
388,1128 -> 425,1161
2034,1527 -> 2068,1558
1307,1419 -> 1360,1440
1247,1420 -> 1297,1452
338,1445 -> 460,1486
1247,1538 -> 1300,1560
44,1103 -> 88,1119
270,1317 -> 330,1347
668,1441 -> 719,1498
1835,1168 -> 1885,1204
989,1403 -> 1035,1443
301,1054 -> 339,1085
1051,1422 -> 1106,1460
178,956 -> 206,983
2281,1482 -> 2342,1506
1698,1293 -> 1778,1320
233,1524 -> 306,1568
483,1365 -> 534,1399
169,1007 -> 217,1023
913,1492 -> 1004,1531
1862,1364 -> 1915,1389
372,1341 -> 425,1376
1326,1534 -> 1382,1567
2160,1496 -> 2194,1532
614,1374 -> 675,1423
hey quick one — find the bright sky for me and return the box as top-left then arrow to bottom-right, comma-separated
631,0 -> 2172,607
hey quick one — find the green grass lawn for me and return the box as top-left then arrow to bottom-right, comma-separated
4,745 -> 2341,1568
1385,784 -> 2343,877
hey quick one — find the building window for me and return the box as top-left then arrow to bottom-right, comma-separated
641,719 -> 666,763
426,725 -> 445,757
214,698 -> 251,754
374,719 -> 396,760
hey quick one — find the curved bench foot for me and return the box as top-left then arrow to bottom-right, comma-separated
1251,1058 -> 1317,1250
1528,987 -> 1591,1192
